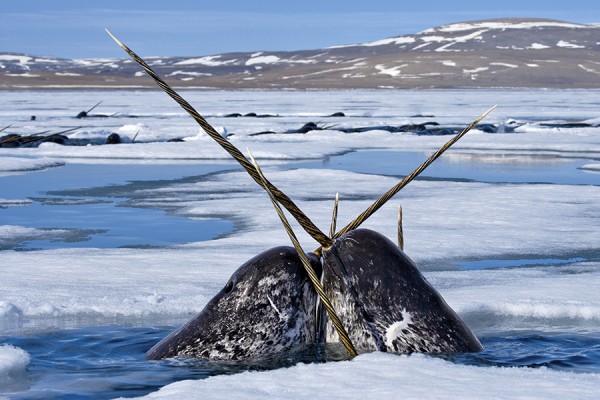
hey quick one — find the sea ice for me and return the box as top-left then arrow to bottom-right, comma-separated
1,89 -> 599,399
0,344 -> 30,391
124,352 -> 600,400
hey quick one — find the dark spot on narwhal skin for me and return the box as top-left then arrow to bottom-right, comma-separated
146,246 -> 322,361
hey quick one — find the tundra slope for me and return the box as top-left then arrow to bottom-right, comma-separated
1,18 -> 599,89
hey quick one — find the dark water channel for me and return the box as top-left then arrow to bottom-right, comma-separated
0,162 -> 238,250
290,150 -> 600,185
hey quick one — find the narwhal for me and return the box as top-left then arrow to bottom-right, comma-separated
107,30 -> 487,360
146,247 -> 324,360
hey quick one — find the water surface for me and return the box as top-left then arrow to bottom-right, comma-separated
1,163 -> 237,249
3,325 -> 599,399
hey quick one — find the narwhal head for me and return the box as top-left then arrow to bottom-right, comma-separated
322,228 -> 482,354
146,247 -> 321,361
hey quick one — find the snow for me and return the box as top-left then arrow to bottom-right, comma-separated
246,55 -> 281,66
281,66 -> 357,80
124,353 -> 599,400
0,156 -> 64,174
557,40 -> 585,49
167,71 -> 212,78
375,64 -> 406,77
441,60 -> 457,67
581,163 -> 600,172
0,198 -> 30,207
530,43 -> 551,49
55,72 -> 82,76
174,56 -> 237,67
0,226 -> 80,251
5,73 -> 39,78
359,36 -> 416,47
463,67 -> 489,73
490,63 -> 518,68
33,58 -> 59,64
423,29 -> 488,52
0,302 -> 23,319
1,89 -> 600,398
426,21 -> 588,33
579,64 -> 600,74
0,55 -> 32,64
347,20 -> 592,50
241,54 -> 316,66
74,58 -> 119,67
0,344 -> 30,389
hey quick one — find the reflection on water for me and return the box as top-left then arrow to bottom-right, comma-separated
455,257 -> 587,270
0,163 -> 237,250
292,150 -> 600,186
1,150 -> 598,250
1,201 -> 232,250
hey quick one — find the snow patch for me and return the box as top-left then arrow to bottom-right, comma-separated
0,302 -> 23,319
557,40 -> 585,49
5,73 -> 39,78
578,64 -> 600,74
55,72 -> 82,77
174,56 -> 237,66
440,60 -> 457,67
0,345 -> 30,388
0,198 -> 31,207
132,352 -> 600,400
375,64 -> 406,77
0,156 -> 64,173
490,63 -> 518,68
361,36 -> 416,47
167,71 -> 212,78
529,43 -> 550,49
74,58 -> 119,67
0,55 -> 32,64
463,67 -> 489,74
246,55 -> 281,66
331,36 -> 415,48
581,163 -> 600,172
426,21 -> 588,33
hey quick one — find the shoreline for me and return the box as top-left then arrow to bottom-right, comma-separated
3,84 -> 600,91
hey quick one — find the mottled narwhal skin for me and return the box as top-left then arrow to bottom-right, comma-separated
146,246 -> 322,360
321,228 -> 482,354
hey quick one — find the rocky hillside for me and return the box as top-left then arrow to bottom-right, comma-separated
1,18 -> 599,89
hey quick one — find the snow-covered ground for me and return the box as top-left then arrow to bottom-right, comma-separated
1,89 -> 599,398
125,352 -> 599,400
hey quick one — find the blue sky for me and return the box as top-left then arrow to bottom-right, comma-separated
1,0 -> 599,59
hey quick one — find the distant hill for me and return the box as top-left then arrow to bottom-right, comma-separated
1,18 -> 599,89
